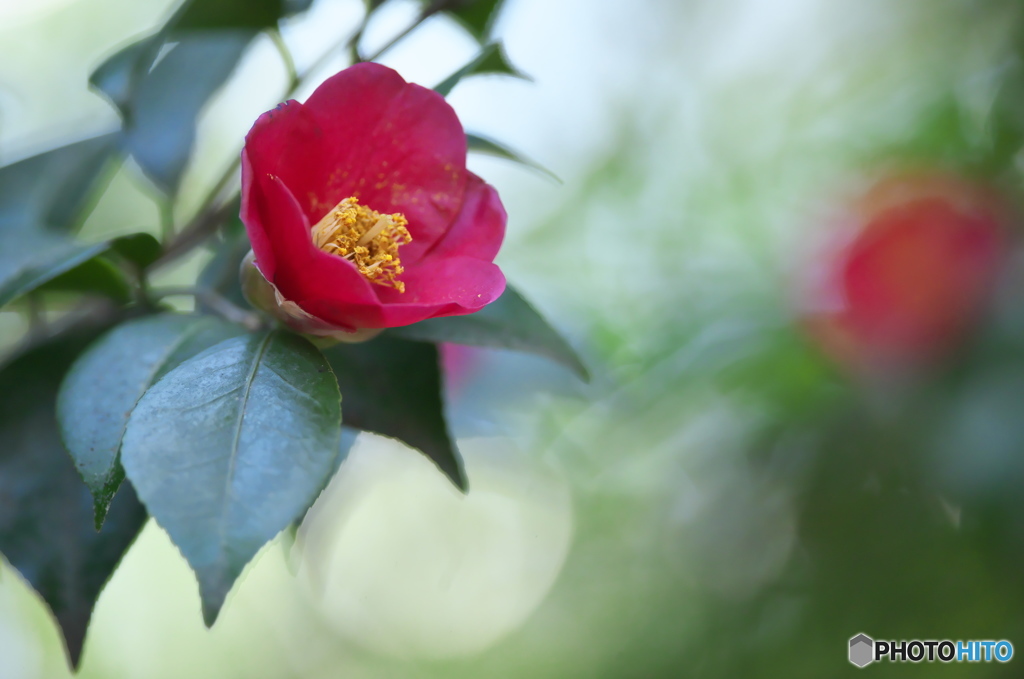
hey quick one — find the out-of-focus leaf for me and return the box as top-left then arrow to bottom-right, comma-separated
0,133 -> 120,235
0,231 -> 167,308
987,62 -> 1024,174
111,232 -> 162,270
0,236 -> 113,308
89,39 -> 164,113
122,33 -> 253,194
38,256 -> 132,305
0,329 -> 148,669
466,132 -> 560,181
388,285 -> 588,380
176,0 -> 315,30
90,0 -> 315,193
324,336 -> 465,490
121,331 -> 341,625
57,314 -> 244,528
426,0 -> 505,43
197,220 -> 252,311
433,42 -> 527,97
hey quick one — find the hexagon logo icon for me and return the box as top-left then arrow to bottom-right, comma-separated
849,633 -> 874,668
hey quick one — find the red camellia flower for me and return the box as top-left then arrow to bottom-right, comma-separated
239,62 -> 506,340
805,172 -> 1008,374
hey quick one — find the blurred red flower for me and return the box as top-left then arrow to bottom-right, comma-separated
806,172 -> 1008,373
240,62 -> 506,338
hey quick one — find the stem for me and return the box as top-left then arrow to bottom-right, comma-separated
159,200 -> 175,242
157,197 -> 238,266
269,28 -> 300,92
361,14 -> 427,63
155,287 -> 264,331
26,293 -> 44,340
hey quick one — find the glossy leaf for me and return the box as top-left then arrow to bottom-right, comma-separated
0,133 -> 120,235
324,336 -> 465,490
121,330 -> 342,624
433,42 -> 527,97
58,315 -> 244,528
0,329 -> 147,669
466,132 -> 560,181
388,285 -> 588,380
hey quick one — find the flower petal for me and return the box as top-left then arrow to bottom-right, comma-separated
241,170 -> 383,329
373,255 -> 506,326
409,172 -> 506,265
243,63 -> 467,255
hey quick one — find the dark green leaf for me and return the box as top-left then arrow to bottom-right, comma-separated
388,285 -> 588,380
0,329 -> 147,669
121,330 -> 341,624
57,315 -> 245,528
466,132 -> 560,181
427,0 -> 505,43
0,133 -> 120,235
38,255 -> 132,305
284,0 -> 315,14
0,231 -> 162,308
0,236 -> 113,308
111,232 -> 163,270
433,42 -> 527,97
176,0 -> 314,29
177,0 -> 285,30
324,336 -> 465,490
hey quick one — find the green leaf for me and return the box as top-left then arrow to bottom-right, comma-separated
175,0 -> 314,30
57,314 -> 245,528
197,221 -> 252,312
429,0 -> 505,43
466,132 -> 560,181
0,133 -> 120,235
0,235 -> 113,308
323,336 -> 465,490
121,33 -> 254,194
120,330 -> 342,624
37,255 -> 132,305
433,42 -> 527,97
111,232 -> 163,270
0,231 -> 164,308
387,285 -> 588,380
89,38 -> 164,113
0,329 -> 147,669
177,0 -> 289,30
91,0 -> 315,194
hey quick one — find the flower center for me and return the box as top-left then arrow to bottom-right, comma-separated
311,197 -> 412,292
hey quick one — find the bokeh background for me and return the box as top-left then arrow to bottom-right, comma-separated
4,0 -> 1024,676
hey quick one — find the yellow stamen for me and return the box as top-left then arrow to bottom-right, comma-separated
310,197 -> 412,292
